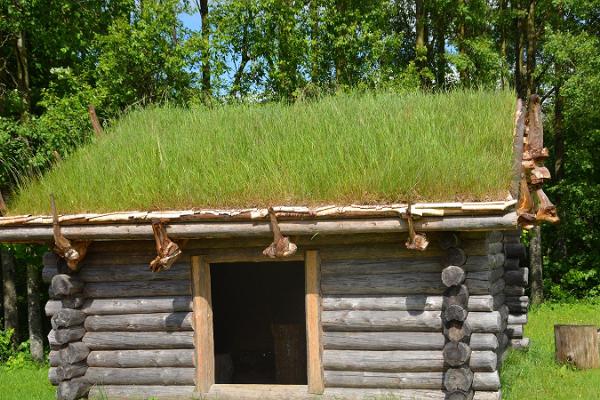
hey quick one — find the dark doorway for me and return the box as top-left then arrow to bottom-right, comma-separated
211,261 -> 307,385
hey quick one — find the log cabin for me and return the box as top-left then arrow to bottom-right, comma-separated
0,92 -> 555,400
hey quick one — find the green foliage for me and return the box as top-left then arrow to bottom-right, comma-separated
0,328 -> 34,368
0,361 -> 54,400
10,89 -> 516,213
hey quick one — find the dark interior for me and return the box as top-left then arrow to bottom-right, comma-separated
211,261 -> 307,385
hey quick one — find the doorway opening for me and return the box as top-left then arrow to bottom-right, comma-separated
211,261 -> 307,385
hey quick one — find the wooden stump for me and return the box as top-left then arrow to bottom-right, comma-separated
554,325 -> 599,369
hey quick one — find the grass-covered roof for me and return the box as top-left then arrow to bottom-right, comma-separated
9,90 -> 517,214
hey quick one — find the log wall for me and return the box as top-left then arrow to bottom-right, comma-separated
42,230 -> 518,400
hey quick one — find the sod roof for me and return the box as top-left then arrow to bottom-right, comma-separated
8,90 -> 517,215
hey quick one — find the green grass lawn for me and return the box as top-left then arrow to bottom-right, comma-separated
1,300 -> 598,400
10,89 -> 516,214
502,300 -> 600,400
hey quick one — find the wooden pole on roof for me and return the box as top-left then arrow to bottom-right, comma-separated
88,105 -> 103,137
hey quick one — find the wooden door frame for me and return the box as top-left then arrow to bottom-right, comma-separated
190,251 -> 324,396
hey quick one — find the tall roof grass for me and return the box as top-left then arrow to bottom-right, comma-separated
10,90 -> 516,214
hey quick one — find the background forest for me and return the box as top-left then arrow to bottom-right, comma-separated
0,0 -> 598,363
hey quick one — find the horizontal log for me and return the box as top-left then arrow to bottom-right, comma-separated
57,378 -> 90,400
443,366 -> 473,392
322,310 -> 442,332
51,327 -> 85,345
443,342 -> 471,367
321,273 -> 445,295
473,391 -> 502,400
322,295 -> 501,312
504,268 -> 529,286
506,324 -> 524,338
473,371 -> 500,390
88,386 -> 195,400
507,314 -> 528,325
504,243 -> 526,261
45,298 -> 85,317
441,248 -> 467,267
53,363 -> 88,381
84,280 -> 191,298
49,342 -> 90,366
444,320 -> 472,343
323,332 -> 445,350
443,304 -> 468,322
84,312 -> 192,332
50,274 -> 84,298
52,309 -> 86,329
83,332 -> 194,350
87,349 -> 194,367
466,277 -> 505,296
465,312 -> 503,333
46,263 -> 190,284
470,334 -> 498,351
504,285 -> 525,296
442,266 -> 466,287
467,268 -> 505,285
324,370 -> 444,389
46,300 -> 62,317
85,367 -> 195,385
439,233 -> 460,250
322,350 -> 495,372
0,213 -> 519,241
82,296 -> 193,315
503,258 -> 520,270
321,258 -> 444,275
48,367 -> 60,385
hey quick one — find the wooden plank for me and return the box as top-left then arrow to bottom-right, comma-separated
323,332 -> 445,351
324,370 -> 444,389
84,280 -> 190,298
84,367 -> 195,385
191,255 -> 214,394
322,295 -> 501,312
321,273 -> 445,295
0,213 -> 518,242
83,332 -> 194,350
87,349 -> 194,367
84,312 -> 193,332
88,386 -> 196,399
75,263 -> 190,282
322,310 -> 443,332
81,296 -> 193,315
321,258 -> 444,275
305,250 -> 324,394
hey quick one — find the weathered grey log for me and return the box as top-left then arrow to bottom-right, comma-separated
323,350 -> 444,372
84,312 -> 192,332
504,286 -> 525,297
466,278 -> 505,296
57,377 -> 90,400
81,296 -> 193,315
443,304 -> 468,322
62,296 -> 85,309
75,263 -> 190,282
325,388 -> 447,400
470,352 -> 497,372
49,342 -> 90,366
470,334 -> 498,351
445,390 -> 474,400
0,213 -> 519,242
439,233 -> 460,250
321,295 -> 502,312
322,258 -> 444,276
323,332 -> 445,350
45,300 -> 62,317
486,242 -> 504,255
444,366 -> 473,392
444,285 -> 469,308
504,243 -> 526,261
322,310 -> 442,332
50,274 -> 84,297
48,367 -> 60,385
465,312 -> 502,333
87,349 -> 194,368
51,309 -> 86,329
503,257 -> 520,270
324,370 -> 444,389
487,231 -> 504,243
505,296 -> 529,313
88,386 -> 196,400
321,273 -> 445,295
442,248 -> 467,267
442,266 -> 466,287
504,268 -> 529,286
506,324 -> 523,338
84,280 -> 191,298
47,330 -> 63,350
472,371 -> 500,390
443,342 -> 472,367
83,331 -> 194,350
507,314 -> 528,325
54,362 -> 88,381
509,338 -> 530,350
42,264 -> 58,284
51,327 -> 85,345
472,391 -> 502,400
467,268 -> 505,285
444,320 -> 472,343
84,367 -> 195,385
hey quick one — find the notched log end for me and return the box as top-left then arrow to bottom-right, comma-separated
149,221 -> 182,273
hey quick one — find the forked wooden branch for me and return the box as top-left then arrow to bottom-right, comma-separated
149,221 -> 182,272
404,205 -> 429,251
262,207 -> 297,258
50,195 -> 89,272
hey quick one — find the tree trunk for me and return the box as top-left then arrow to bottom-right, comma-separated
310,0 -> 320,84
457,0 -> 466,83
525,0 -> 536,96
200,0 -> 211,98
529,225 -> 543,305
1,246 -> 19,346
554,325 -> 599,369
15,30 -> 31,117
415,0 -> 428,87
334,0 -> 347,86
432,4 -> 446,87
499,0 -> 507,88
513,0 -> 527,98
27,264 -> 45,362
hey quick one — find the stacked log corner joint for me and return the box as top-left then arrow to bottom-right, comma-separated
503,231 -> 530,349
516,94 -> 559,228
440,233 -> 474,399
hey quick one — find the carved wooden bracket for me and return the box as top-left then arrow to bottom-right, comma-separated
149,220 -> 182,272
50,195 -> 89,272
263,207 -> 297,258
404,205 -> 429,251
